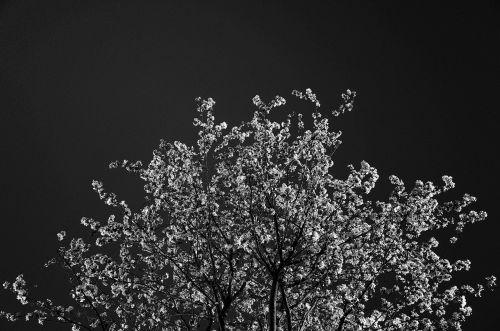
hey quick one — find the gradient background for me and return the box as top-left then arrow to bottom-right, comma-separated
1,1 -> 499,330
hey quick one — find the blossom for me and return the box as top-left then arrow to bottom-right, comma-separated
0,88 -> 494,331
56,230 -> 66,241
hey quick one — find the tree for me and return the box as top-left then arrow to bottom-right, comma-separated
1,88 -> 496,330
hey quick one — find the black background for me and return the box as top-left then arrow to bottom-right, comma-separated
1,1 -> 499,330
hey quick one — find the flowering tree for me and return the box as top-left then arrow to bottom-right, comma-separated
1,88 -> 496,330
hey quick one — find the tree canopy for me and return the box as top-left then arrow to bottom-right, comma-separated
1,89 -> 495,330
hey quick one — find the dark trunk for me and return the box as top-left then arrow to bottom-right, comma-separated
280,281 -> 292,331
218,314 -> 226,331
217,304 -> 227,331
269,276 -> 278,331
337,313 -> 348,331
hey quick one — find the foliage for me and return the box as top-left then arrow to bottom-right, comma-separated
1,88 -> 495,330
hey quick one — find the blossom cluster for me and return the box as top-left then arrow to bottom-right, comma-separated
0,89 -> 495,331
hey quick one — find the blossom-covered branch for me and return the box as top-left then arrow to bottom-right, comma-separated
1,88 -> 495,330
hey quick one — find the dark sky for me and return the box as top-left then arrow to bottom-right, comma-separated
1,1 -> 499,330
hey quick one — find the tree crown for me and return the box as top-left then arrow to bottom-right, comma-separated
1,88 -> 496,331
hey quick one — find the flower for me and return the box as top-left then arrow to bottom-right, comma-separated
56,231 -> 66,241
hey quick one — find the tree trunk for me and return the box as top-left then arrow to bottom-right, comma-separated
337,311 -> 349,331
280,281 -> 292,331
269,276 -> 278,331
218,314 -> 226,331
217,304 -> 227,331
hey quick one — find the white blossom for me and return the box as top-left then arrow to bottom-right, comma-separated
0,89 -> 494,331
56,230 -> 66,241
